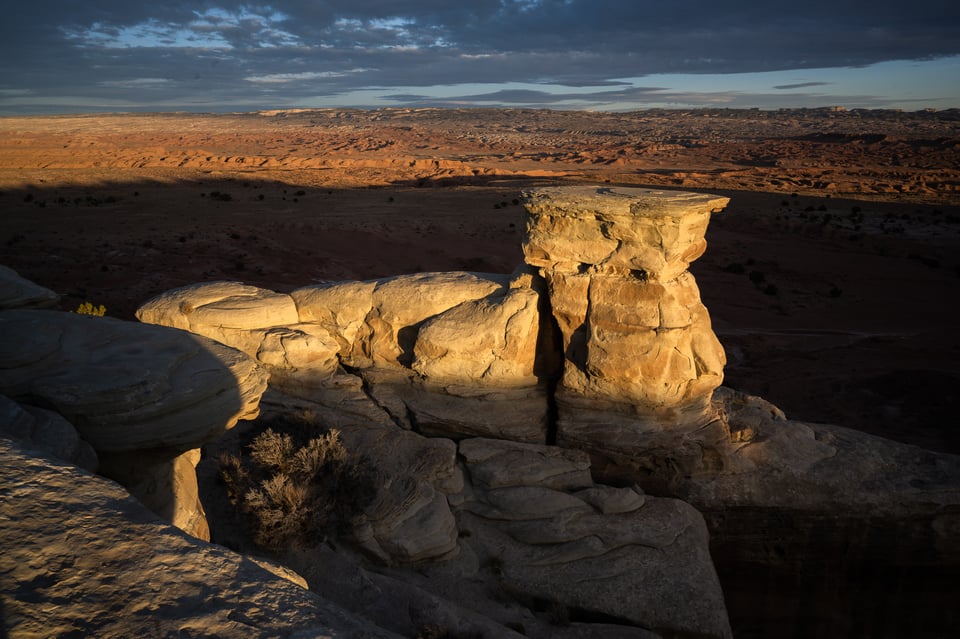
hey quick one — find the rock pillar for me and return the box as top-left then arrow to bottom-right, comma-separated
522,186 -> 728,437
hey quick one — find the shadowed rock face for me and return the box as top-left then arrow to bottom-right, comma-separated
0,307 -> 269,540
0,310 -> 266,453
0,264 -> 59,310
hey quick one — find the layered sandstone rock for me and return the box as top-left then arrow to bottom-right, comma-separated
0,264 -> 59,309
0,438 -> 399,639
335,420 -> 462,564
522,186 -> 728,440
0,307 -> 268,539
138,269 -> 549,443
451,437 -> 731,638
0,393 -> 97,471
0,310 -> 266,453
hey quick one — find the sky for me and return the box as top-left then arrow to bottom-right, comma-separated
1,1 -> 959,114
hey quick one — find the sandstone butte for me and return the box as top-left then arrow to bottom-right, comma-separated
2,186 -> 959,638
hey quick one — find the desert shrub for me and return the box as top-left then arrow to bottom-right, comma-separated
220,424 -> 377,550
75,302 -> 106,316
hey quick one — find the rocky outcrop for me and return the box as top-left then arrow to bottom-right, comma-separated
0,308 -> 268,539
0,393 -> 97,471
126,185 -> 959,635
336,420 -> 462,564
0,438 -> 399,639
453,437 -> 732,638
523,186 -> 728,434
0,264 -> 59,309
0,310 -> 266,453
200,424 -> 732,638
137,269 -> 549,443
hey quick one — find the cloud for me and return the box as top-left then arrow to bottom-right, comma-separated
773,82 -> 832,90
0,1 -> 958,112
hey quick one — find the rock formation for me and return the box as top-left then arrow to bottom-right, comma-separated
4,185 -> 959,637
137,269 -> 550,443
0,307 -> 268,539
0,438 -> 400,639
522,186 -> 729,460
0,393 -> 97,471
0,264 -> 59,309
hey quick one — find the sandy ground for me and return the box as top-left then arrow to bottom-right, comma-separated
1,108 -> 958,453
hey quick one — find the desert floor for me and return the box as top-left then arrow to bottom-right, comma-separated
2,107 -> 958,453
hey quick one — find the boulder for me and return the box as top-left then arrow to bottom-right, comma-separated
0,393 -> 97,471
0,438 -> 400,639
0,264 -> 59,309
0,309 -> 267,454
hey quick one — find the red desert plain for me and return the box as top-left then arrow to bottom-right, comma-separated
1,106 -> 959,453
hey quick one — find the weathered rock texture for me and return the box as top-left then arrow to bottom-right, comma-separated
0,308 -> 268,539
523,186 -> 728,432
0,438 -> 399,639
453,437 -> 732,638
0,310 -> 266,453
0,263 -> 59,309
137,269 -> 549,443
200,423 -> 732,638
0,393 -> 97,471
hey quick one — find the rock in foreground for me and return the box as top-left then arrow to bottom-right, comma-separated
0,438 -> 399,639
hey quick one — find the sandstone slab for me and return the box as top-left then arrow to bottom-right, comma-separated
0,264 -> 59,309
0,438 -> 399,638
455,436 -> 732,639
0,393 -> 97,471
0,309 -> 267,454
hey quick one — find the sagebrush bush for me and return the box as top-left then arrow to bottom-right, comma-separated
220,422 -> 377,550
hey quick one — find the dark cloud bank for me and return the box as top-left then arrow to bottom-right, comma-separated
1,1 -> 958,112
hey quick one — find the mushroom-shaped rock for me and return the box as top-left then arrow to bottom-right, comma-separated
0,309 -> 267,453
522,186 -> 728,431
